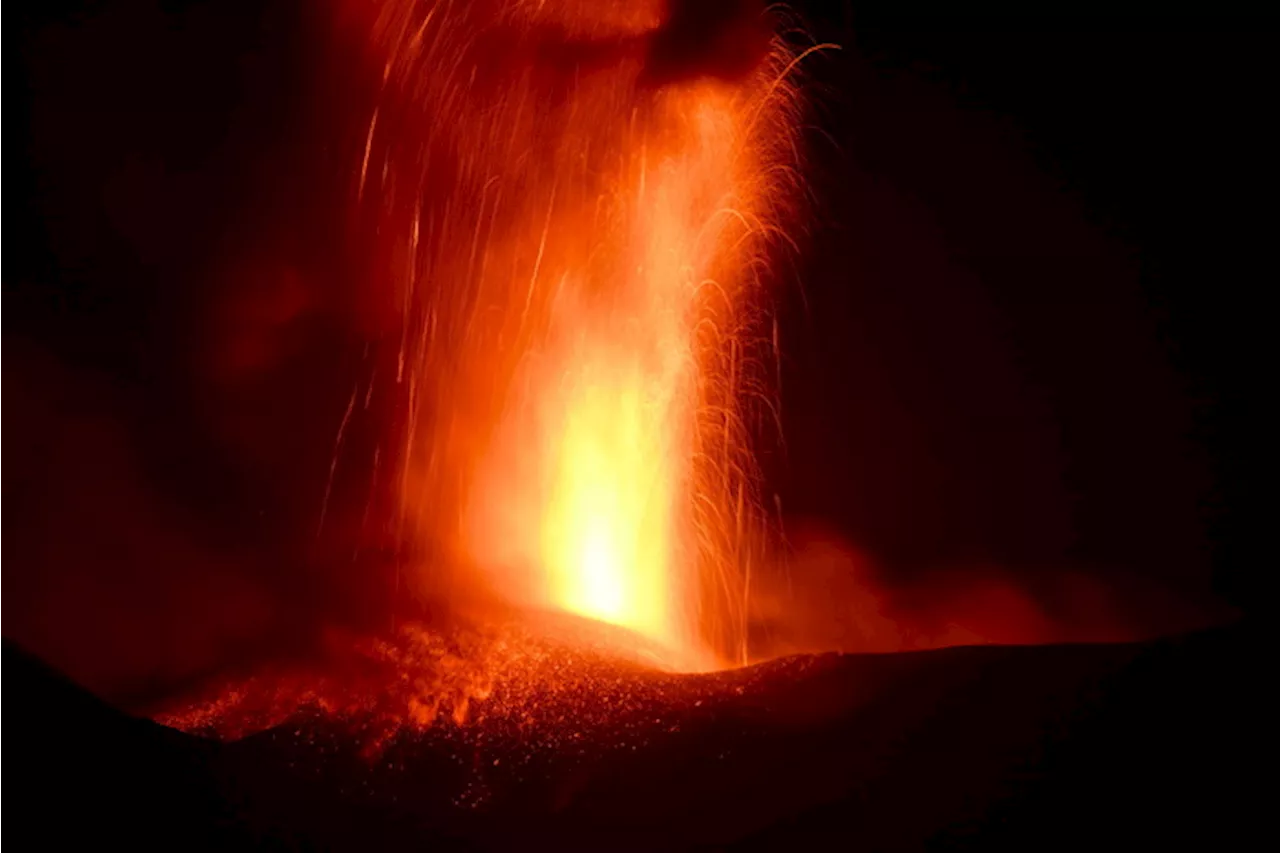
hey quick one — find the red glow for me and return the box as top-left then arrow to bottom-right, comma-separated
160,4 -> 1174,746
161,4 -> 1159,744
337,0 -> 807,670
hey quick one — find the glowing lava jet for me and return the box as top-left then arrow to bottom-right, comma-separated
347,0 -> 810,671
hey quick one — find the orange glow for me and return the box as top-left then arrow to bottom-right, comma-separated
463,80 -> 775,670
340,1 -> 810,672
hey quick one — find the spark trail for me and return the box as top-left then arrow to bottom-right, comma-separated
337,0 -> 817,670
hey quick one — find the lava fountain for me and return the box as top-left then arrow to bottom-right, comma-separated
339,0 -> 814,671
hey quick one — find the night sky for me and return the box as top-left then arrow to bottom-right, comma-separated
4,1 -> 1271,698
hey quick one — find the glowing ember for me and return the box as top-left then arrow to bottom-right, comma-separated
334,0 -> 816,670
153,615 -> 799,755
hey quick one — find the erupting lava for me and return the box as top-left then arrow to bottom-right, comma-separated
340,0 -> 812,670
162,0 -> 819,741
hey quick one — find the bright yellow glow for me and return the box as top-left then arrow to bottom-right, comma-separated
351,2 -> 804,672
475,85 -> 745,670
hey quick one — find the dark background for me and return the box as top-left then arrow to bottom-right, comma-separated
775,4 -> 1270,624
4,1 -> 1271,698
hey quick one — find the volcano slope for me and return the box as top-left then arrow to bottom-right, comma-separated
2,621 -> 1262,850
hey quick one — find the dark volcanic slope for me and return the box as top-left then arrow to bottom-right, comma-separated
3,624 -> 1263,850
